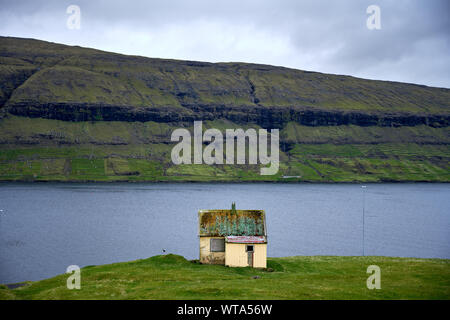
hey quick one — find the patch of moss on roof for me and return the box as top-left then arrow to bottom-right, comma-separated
199,209 -> 266,237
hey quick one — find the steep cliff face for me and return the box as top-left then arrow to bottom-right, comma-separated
1,36 -> 449,127
6,102 -> 450,128
0,36 -> 449,182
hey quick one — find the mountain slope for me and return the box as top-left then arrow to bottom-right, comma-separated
0,36 -> 449,182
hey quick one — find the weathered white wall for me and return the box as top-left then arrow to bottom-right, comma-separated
199,236 -> 225,264
225,243 -> 267,268
253,244 -> 267,268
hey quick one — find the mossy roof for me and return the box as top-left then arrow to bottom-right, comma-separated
198,209 -> 266,237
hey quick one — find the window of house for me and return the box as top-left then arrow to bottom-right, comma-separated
210,238 -> 225,252
246,245 -> 254,252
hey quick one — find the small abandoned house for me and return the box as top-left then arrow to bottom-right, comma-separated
198,206 -> 267,268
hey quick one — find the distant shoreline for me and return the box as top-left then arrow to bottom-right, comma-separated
0,179 -> 449,184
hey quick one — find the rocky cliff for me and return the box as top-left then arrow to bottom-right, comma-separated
0,36 -> 449,182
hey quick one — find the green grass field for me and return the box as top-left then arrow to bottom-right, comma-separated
1,254 -> 449,300
0,116 -> 449,182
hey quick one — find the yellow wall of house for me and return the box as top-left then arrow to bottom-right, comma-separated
225,243 -> 267,268
199,237 -> 225,264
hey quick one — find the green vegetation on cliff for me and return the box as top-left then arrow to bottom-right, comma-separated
0,36 -> 449,182
1,254 -> 449,300
0,116 -> 448,182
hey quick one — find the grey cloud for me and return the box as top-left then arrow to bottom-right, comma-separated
0,0 -> 448,88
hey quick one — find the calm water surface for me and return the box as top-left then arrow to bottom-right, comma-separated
0,182 -> 449,283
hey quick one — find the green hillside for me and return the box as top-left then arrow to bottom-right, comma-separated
0,36 -> 449,182
1,254 -> 449,300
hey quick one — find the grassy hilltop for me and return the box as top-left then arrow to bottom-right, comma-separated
1,254 -> 449,300
0,36 -> 449,182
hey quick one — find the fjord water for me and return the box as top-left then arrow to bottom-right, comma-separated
0,183 -> 449,283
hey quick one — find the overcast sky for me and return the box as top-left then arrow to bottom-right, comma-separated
1,0 -> 449,88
